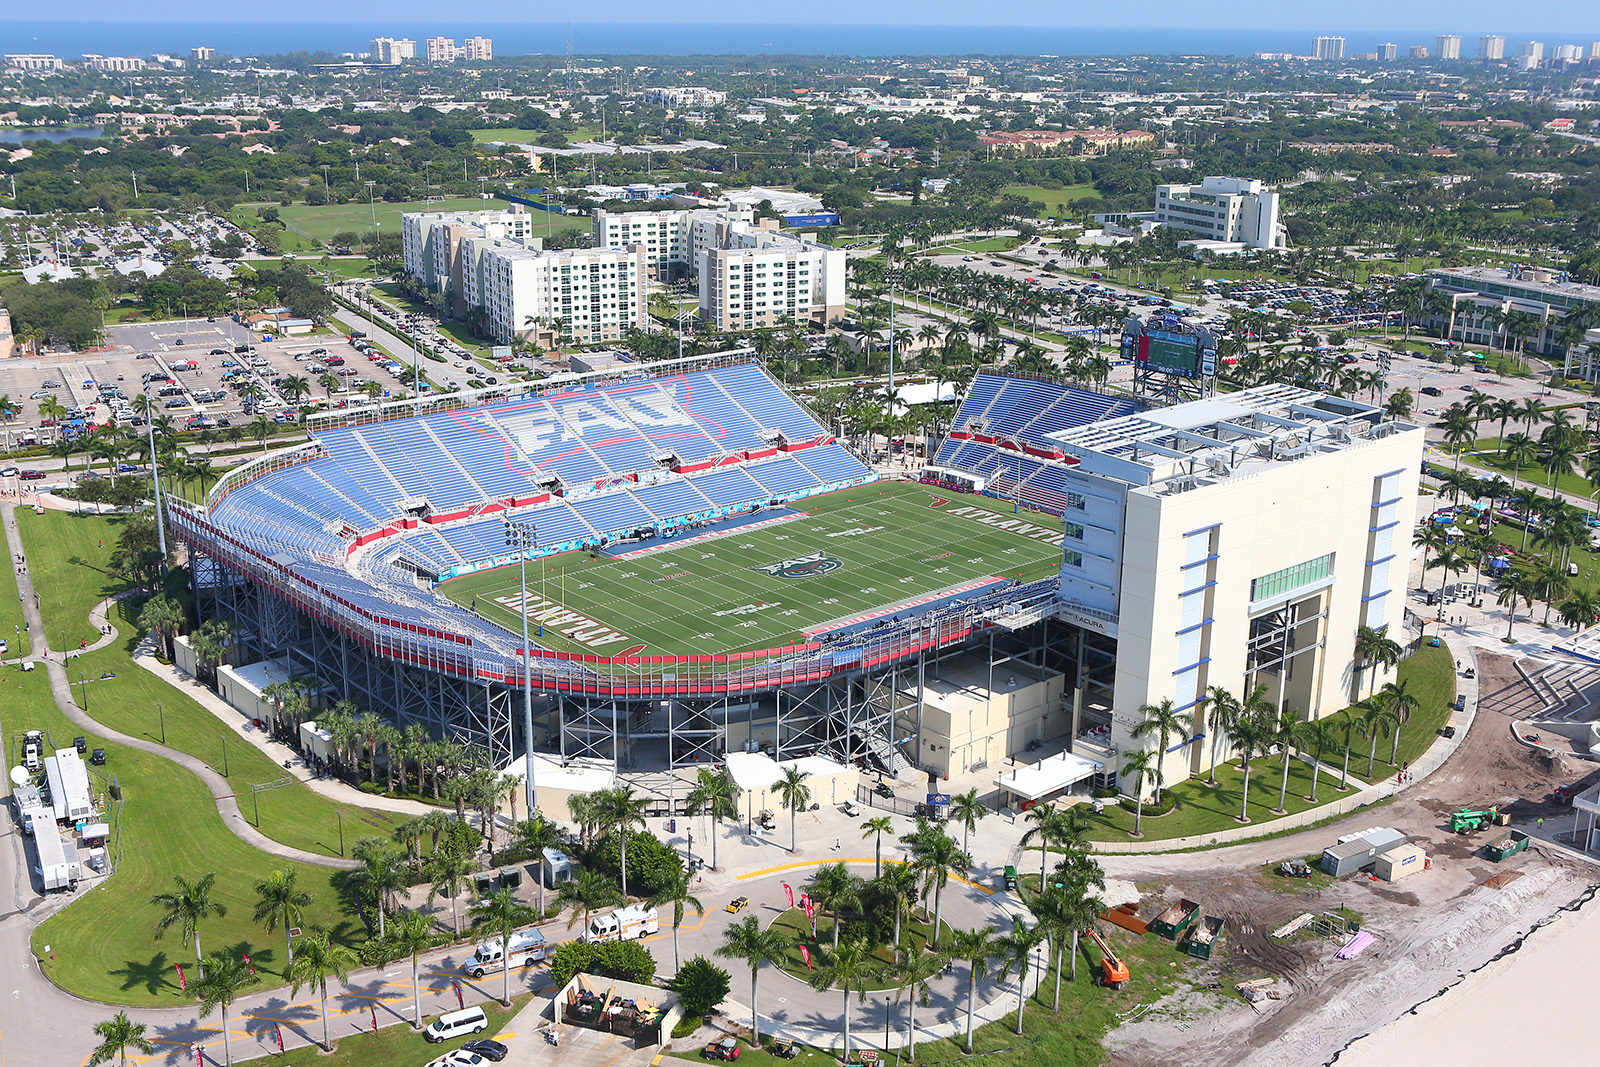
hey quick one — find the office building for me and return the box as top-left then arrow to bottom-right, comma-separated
1435,34 -> 1461,59
463,37 -> 493,61
191,46 -> 215,61
1422,265 -> 1600,380
1042,385 -> 1422,792
1479,35 -> 1505,60
461,239 -> 647,346
426,37 -> 458,63
1313,36 -> 1346,60
1380,42 -> 1398,60
370,37 -> 416,65
401,206 -> 540,315
1409,45 -> 1430,58
1150,176 -> 1287,250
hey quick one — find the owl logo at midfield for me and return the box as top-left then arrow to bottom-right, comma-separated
752,550 -> 844,580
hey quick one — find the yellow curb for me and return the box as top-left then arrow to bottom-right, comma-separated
737,858 -> 995,895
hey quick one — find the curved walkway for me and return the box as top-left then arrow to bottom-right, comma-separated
2,500 -> 358,870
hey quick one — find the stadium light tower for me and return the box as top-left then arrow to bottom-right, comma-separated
884,267 -> 901,437
503,516 -> 538,820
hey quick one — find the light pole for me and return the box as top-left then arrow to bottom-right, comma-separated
884,266 -> 901,443
504,516 -> 539,821
365,180 -> 377,228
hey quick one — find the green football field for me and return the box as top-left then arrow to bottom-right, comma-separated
438,482 -> 1065,658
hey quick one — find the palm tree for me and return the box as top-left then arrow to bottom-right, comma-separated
888,936 -> 946,1062
1119,748 -> 1155,837
1359,695 -> 1400,779
877,860 -> 921,949
1559,589 -> 1600,631
860,815 -> 894,878
685,767 -> 740,872
151,872 -> 227,980
908,824 -> 968,949
948,788 -> 987,862
192,953 -> 257,1067
1427,545 -> 1470,603
1379,679 -> 1420,767
1296,720 -> 1337,802
950,925 -> 1000,1052
512,813 -> 564,919
592,785 -> 649,897
426,840 -> 474,938
1352,624 -> 1403,700
1197,686 -> 1240,788
1267,710 -> 1301,815
774,765 -> 811,854
389,908 -> 437,1030
807,862 -> 863,950
647,861 -> 705,973
809,937 -> 879,1062
1130,697 -> 1185,804
1532,560 -> 1570,627
285,927 -> 357,1052
87,1011 -> 154,1067
558,868 -> 623,934
996,916 -> 1043,1035
252,867 -> 312,967
715,916 -> 790,1047
470,889 -> 536,1006
351,838 -> 407,939
1226,711 -> 1270,823
1498,570 -> 1538,642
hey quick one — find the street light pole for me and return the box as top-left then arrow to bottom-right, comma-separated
884,267 -> 901,443
504,517 -> 539,821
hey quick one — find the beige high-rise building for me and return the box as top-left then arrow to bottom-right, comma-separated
426,37 -> 458,63
1435,34 -> 1461,59
1478,35 -> 1505,60
370,37 -> 415,64
463,36 -> 493,61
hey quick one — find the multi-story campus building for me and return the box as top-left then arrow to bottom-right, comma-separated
461,240 -> 647,347
1040,385 -> 1423,792
1150,176 -> 1287,250
591,206 -> 847,330
1423,266 -> 1600,379
402,206 -> 541,314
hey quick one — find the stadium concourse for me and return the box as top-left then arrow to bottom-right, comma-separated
169,353 -> 1135,778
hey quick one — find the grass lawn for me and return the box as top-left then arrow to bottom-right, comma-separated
278,198 -> 518,245
1081,645 -> 1458,841
1457,439 -> 1595,500
439,483 -> 1063,658
768,909 -> 951,990
15,506 -> 130,651
0,542 -> 31,657
926,236 -> 1019,255
668,921 -> 1194,1067
470,126 -> 598,143
18,663 -> 367,1005
266,994 -> 529,1066
1000,183 -> 1100,215
19,509 -> 418,857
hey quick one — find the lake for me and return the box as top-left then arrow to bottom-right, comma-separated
0,127 -> 108,144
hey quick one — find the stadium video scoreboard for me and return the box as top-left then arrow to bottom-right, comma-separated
1122,321 -> 1217,380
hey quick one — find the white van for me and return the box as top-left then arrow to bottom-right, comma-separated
424,1006 -> 487,1043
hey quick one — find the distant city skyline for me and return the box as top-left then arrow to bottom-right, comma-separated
6,2 -> 1595,32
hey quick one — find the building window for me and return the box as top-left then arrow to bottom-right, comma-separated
1063,550 -> 1084,568
1063,521 -> 1085,540
1065,491 -> 1087,511
1251,553 -> 1334,603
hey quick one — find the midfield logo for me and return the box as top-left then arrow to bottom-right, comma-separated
752,550 -> 844,580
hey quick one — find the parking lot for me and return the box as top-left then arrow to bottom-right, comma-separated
0,318 -> 420,453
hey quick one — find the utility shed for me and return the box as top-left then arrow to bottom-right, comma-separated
1374,843 -> 1427,881
1321,827 -> 1407,877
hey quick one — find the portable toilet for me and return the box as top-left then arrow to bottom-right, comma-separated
542,847 -> 573,888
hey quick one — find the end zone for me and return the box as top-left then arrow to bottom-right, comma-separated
603,508 -> 808,559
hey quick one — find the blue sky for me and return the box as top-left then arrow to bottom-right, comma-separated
18,2 -> 1595,31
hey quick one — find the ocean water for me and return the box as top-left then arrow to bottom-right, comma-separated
0,21 -> 1552,60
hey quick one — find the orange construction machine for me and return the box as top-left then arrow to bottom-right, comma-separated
1086,927 -> 1130,990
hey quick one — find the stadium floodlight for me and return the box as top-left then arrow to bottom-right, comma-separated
504,516 -> 538,819
884,268 -> 902,430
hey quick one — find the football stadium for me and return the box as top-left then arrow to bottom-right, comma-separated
172,346 -> 1415,799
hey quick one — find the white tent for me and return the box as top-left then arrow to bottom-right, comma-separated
994,750 -> 1104,803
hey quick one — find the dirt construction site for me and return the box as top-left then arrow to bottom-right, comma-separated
1098,650 -> 1599,1067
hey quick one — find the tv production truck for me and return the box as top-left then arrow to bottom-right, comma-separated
43,749 -> 94,824
31,819 -> 80,892
467,928 -> 548,978
583,905 -> 659,943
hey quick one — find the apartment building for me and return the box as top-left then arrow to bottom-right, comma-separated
463,37 -> 493,61
81,55 -> 147,72
696,215 -> 847,332
461,239 -> 647,346
1313,36 -> 1346,60
593,208 -> 694,282
5,54 -> 64,70
1435,34 -> 1462,59
370,37 -> 416,64
426,37 -> 458,63
401,207 -> 540,316
1479,35 -> 1506,60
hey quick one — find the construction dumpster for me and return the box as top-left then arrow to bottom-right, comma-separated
1101,902 -> 1148,935
1321,827 -> 1407,877
1485,830 -> 1530,862
1183,916 -> 1225,959
1148,898 -> 1201,940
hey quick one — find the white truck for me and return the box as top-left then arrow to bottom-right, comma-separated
43,751 -> 94,824
12,784 -> 43,836
32,822 -> 80,892
466,928 -> 547,978
584,904 -> 659,944
22,730 -> 44,773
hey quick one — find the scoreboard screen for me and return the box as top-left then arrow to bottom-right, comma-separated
1132,329 -> 1210,379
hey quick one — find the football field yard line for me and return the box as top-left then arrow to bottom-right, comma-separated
443,483 -> 1062,656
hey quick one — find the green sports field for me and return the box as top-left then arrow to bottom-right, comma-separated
439,482 -> 1064,658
